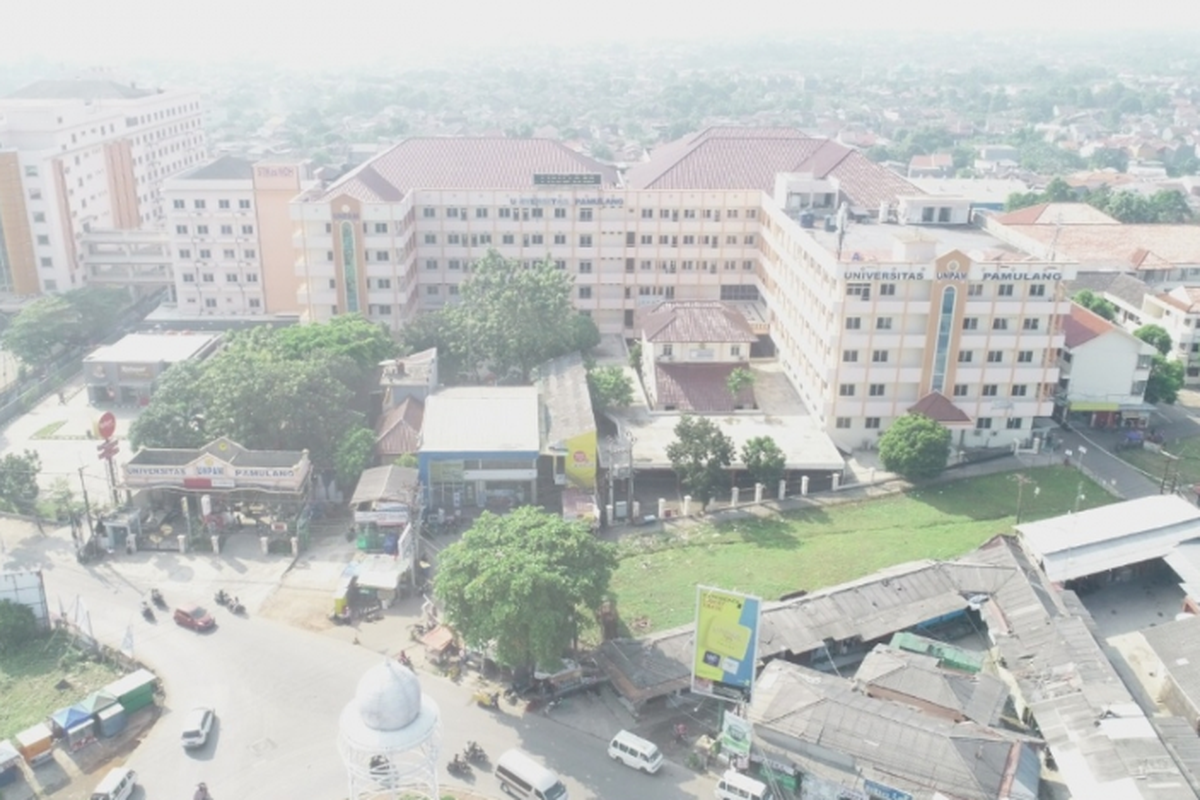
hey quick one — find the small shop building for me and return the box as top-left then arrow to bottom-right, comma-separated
419,386 -> 541,515
348,464 -> 418,555
84,332 -> 220,407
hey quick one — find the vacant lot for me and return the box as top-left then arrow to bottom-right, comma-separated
0,633 -> 123,740
611,465 -> 1114,634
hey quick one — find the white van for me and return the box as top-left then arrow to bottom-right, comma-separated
91,767 -> 137,800
607,729 -> 664,774
715,769 -> 772,800
495,748 -> 569,800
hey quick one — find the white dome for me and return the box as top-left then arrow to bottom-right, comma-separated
354,659 -> 422,732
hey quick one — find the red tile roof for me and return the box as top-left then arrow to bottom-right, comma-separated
1062,303 -> 1114,348
992,202 -> 1119,226
624,127 -> 921,210
374,397 -> 424,457
637,301 -> 757,344
654,363 -> 755,413
319,137 -> 618,202
908,392 -> 971,424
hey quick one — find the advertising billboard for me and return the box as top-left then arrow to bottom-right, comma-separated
691,586 -> 762,703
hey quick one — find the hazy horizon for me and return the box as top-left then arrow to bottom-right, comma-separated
2,0 -> 1197,70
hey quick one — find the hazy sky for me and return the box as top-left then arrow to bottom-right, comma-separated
1,0 -> 1194,68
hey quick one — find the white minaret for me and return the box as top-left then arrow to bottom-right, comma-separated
338,658 -> 442,799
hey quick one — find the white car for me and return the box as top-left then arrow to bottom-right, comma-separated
181,707 -> 215,748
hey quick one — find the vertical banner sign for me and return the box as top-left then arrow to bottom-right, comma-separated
692,586 -> 762,703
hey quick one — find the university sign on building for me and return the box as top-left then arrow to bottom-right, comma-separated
121,438 -> 311,493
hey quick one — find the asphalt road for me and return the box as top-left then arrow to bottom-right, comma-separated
33,539 -> 713,800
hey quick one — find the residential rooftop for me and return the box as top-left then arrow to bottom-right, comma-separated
1003,223 -> 1200,268
5,79 -> 155,101
420,386 -> 540,454
636,300 -> 757,344
536,352 -> 594,452
806,222 -> 1031,265
1063,303 -> 1117,348
176,155 -> 254,181
83,332 -> 220,365
993,202 -> 1120,226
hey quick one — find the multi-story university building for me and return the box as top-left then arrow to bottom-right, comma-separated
0,78 -> 205,294
289,128 -> 1075,451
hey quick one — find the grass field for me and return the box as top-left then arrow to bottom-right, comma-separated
610,465 -> 1114,634
1119,438 -> 1200,493
0,633 -> 124,740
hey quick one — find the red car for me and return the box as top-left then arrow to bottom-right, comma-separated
174,606 -> 216,631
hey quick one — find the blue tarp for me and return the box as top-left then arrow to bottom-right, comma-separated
50,705 -> 90,731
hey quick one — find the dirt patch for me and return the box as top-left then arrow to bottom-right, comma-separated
257,584 -> 335,633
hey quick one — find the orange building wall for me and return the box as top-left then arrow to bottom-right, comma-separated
253,164 -> 303,314
0,152 -> 41,295
104,140 -> 140,229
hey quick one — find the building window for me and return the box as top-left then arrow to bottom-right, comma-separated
201,273 -> 214,282
958,351 -> 974,363
876,317 -> 893,330
847,284 -> 870,300
998,284 -> 1014,297
502,234 -> 514,245
39,257 -> 52,267
28,189 -> 41,200
662,345 -> 674,357
872,350 -> 888,363
179,248 -> 191,258
579,208 -> 593,221
554,234 -> 566,245
369,223 -> 386,234
865,417 -> 881,429
249,298 -> 261,308
449,285 -> 460,296
953,384 -> 968,397
199,249 -> 211,259
173,199 -> 185,209
553,260 -> 566,270
475,208 -> 488,218
1132,380 -> 1147,395
238,199 -> 251,209
580,235 -> 593,247
340,221 -> 361,313
1011,385 -> 1028,396
530,234 -> 544,245
982,384 -> 998,396
553,208 -> 566,219
869,384 -> 885,397
424,234 -> 437,244
839,384 -> 855,397
423,207 -> 436,218
987,351 -> 1003,363
223,249 -> 236,259
244,249 -> 256,259
880,283 -> 896,296
743,235 -> 756,245
1006,418 -> 1023,429
846,318 -> 861,330
375,278 -> 392,289
579,261 -> 593,274
1018,351 -> 1034,363
992,318 -> 1008,331
976,417 -> 993,429
425,259 -> 438,270
197,225 -> 209,235
446,208 -> 459,218
843,350 -> 858,363
245,273 -> 258,283
194,200 -> 206,209
579,287 -> 592,299
425,285 -> 439,296
449,259 -> 461,270
1029,284 -> 1046,297
835,417 -> 851,429
1022,318 -> 1039,331
220,225 -> 233,235
32,212 -> 45,223
967,284 -> 983,296
962,317 -> 978,330
218,199 -> 230,209
226,273 -> 238,282
376,250 -> 390,261
176,225 -> 188,234
205,298 -> 217,308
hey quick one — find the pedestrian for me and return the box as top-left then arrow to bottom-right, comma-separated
57,389 -> 66,405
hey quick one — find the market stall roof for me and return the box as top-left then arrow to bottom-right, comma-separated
50,705 -> 91,730
355,554 -> 405,591
0,740 -> 19,768
15,722 -> 52,748
105,668 -> 158,698
349,465 -> 418,507
422,625 -> 455,654
79,689 -> 118,714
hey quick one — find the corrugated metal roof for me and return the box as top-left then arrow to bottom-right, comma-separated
536,353 -> 594,449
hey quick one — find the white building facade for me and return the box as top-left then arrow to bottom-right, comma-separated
290,129 -> 1073,451
0,79 -> 206,294
1056,303 -> 1156,428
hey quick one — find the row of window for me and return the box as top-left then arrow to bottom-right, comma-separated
180,272 -> 260,283
186,296 -> 262,309
847,283 -> 1047,300
834,416 -> 1026,430
419,207 -> 757,221
173,199 -> 253,211
179,248 -> 257,260
175,224 -> 255,236
843,349 -> 1041,364
845,316 -> 1045,332
838,382 -> 1040,398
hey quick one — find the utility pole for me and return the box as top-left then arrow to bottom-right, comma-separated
1065,445 -> 1088,513
1161,452 -> 1181,495
1014,473 -> 1038,526
77,466 -> 94,540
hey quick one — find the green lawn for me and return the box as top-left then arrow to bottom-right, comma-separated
0,633 -> 124,740
1119,438 -> 1200,493
610,466 -> 1113,634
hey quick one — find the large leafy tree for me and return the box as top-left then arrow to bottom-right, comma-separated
1,288 -> 129,365
271,313 -> 396,382
878,414 -> 951,481
1073,290 -> 1117,321
0,600 -> 40,649
666,415 -> 735,509
1134,324 -> 1173,356
335,425 -> 376,490
1145,355 -> 1184,405
586,365 -> 634,413
0,450 -> 41,514
741,436 -> 786,489
447,250 -> 597,383
435,507 -> 617,669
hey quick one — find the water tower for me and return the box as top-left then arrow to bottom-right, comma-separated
338,659 -> 442,799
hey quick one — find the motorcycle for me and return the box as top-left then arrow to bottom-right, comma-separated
397,651 -> 414,670
194,783 -> 211,800
464,741 -> 487,766
447,754 -> 471,777
141,602 -> 155,622
214,590 -> 230,607
229,599 -> 246,616
472,690 -> 500,711
150,588 -> 166,609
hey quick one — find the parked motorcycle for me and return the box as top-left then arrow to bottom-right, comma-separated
140,602 -> 155,622
447,754 -> 471,777
194,782 -> 211,800
472,690 -> 501,711
464,741 -> 487,766
150,588 -> 166,609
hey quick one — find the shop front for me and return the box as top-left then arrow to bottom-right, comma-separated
83,332 -> 219,407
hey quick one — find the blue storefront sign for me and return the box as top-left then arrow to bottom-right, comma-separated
863,779 -> 913,800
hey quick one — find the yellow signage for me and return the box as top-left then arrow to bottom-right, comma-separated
692,586 -> 762,703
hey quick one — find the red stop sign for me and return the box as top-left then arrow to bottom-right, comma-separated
97,411 -> 117,440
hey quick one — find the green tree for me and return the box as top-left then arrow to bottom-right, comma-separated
740,436 -> 786,489
398,310 -> 466,384
726,368 -> 756,407
628,340 -> 643,374
1074,290 -> 1117,321
666,415 -> 735,510
587,365 -> 634,413
0,450 -> 41,514
878,414 -> 951,481
1042,176 -> 1076,202
1149,189 -> 1194,223
1134,324 -> 1173,356
434,507 -> 617,669
1088,148 -> 1129,172
1145,355 -> 1184,405
449,250 -> 592,383
2,287 -> 129,365
0,599 -> 40,649
335,425 -> 376,491
272,314 -> 397,381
